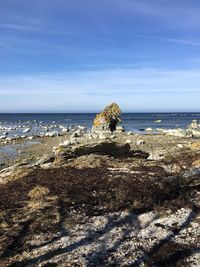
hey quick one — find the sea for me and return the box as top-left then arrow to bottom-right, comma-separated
0,113 -> 200,137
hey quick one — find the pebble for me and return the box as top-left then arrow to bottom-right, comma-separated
137,139 -> 145,145
23,128 -> 31,133
59,140 -> 71,147
145,127 -> 153,132
177,144 -> 183,148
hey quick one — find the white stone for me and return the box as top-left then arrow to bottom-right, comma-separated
177,144 -> 183,148
187,129 -> 200,137
71,130 -> 82,138
45,131 -> 58,137
70,138 -> 78,144
137,139 -> 145,145
145,127 -> 153,132
148,151 -> 164,160
116,126 -> 125,132
99,134 -> 107,140
59,140 -> 71,147
62,128 -> 69,133
189,119 -> 199,129
162,129 -> 186,137
78,126 -> 86,130
23,128 -> 31,133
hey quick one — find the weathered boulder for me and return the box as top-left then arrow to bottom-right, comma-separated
188,119 -> 200,130
190,141 -> 200,151
92,103 -> 123,132
181,167 -> 200,188
116,125 -> 125,133
186,128 -> 200,137
186,120 -> 200,137
147,150 -> 164,161
161,129 -> 187,137
54,141 -> 149,161
35,153 -> 55,166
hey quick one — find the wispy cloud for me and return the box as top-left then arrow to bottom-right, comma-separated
0,23 -> 43,32
151,36 -> 200,47
0,23 -> 79,36
0,67 -> 200,112
132,34 -> 200,47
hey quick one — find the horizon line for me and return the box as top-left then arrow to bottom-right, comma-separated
0,111 -> 200,114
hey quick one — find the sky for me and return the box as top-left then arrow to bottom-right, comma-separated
0,0 -> 200,112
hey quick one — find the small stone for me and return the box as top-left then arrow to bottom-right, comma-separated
177,144 -> 183,148
137,140 -> 145,145
62,128 -> 69,133
59,140 -> 71,147
99,133 -> 107,140
23,128 -> 31,133
70,138 -> 78,144
116,125 -> 125,132
71,130 -> 82,138
145,127 -> 153,132
148,151 -> 164,160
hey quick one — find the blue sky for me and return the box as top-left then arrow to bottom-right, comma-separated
0,0 -> 200,112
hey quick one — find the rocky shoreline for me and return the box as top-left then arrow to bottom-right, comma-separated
0,111 -> 200,266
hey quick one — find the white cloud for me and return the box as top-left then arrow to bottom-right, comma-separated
0,67 -> 200,112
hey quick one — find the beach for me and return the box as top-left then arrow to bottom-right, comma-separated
0,113 -> 200,266
1,0 -> 200,265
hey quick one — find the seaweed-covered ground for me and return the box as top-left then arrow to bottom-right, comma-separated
0,135 -> 200,266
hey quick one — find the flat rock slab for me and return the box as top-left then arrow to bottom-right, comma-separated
55,141 -> 149,160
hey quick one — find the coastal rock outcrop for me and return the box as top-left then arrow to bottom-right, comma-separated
92,103 -> 123,132
54,140 -> 149,162
186,120 -> 200,137
188,119 -> 200,129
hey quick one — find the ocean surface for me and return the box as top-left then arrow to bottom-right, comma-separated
0,113 -> 200,137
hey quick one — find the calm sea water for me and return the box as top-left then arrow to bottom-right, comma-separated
0,113 -> 200,136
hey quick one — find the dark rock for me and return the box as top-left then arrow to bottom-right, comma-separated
55,141 -> 149,161
36,153 -> 55,165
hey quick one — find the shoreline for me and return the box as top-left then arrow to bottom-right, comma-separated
0,122 -> 200,266
0,127 -> 197,170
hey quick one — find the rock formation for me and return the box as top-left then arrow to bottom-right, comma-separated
93,103 -> 123,132
188,119 -> 200,129
186,120 -> 200,137
54,140 -> 149,162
